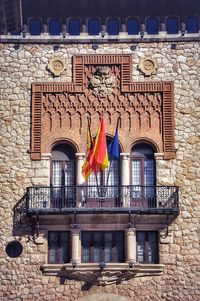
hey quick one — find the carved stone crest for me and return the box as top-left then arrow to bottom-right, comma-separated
89,66 -> 116,97
138,57 -> 158,76
47,56 -> 67,76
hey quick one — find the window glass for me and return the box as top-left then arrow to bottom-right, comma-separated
49,19 -> 61,35
69,18 -> 81,35
147,18 -> 158,34
166,17 -> 178,34
48,231 -> 70,264
186,16 -> 198,33
107,18 -> 119,35
136,231 -> 158,263
82,231 -> 124,263
30,18 -> 42,35
88,18 -> 100,35
127,18 -> 139,35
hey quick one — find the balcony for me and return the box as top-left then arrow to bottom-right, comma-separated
25,185 -> 179,215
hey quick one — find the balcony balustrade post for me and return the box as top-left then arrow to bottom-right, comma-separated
125,227 -> 136,263
120,153 -> 130,207
71,228 -> 81,264
75,153 -> 85,207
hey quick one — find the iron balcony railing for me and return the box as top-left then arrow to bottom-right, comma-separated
26,185 -> 179,212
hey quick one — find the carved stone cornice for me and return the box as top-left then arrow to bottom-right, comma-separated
41,263 -> 164,286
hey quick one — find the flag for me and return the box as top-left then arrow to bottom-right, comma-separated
82,125 -> 94,180
82,118 -> 108,180
92,117 -> 108,172
108,120 -> 120,159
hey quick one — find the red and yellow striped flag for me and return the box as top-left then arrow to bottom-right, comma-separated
82,118 -> 108,180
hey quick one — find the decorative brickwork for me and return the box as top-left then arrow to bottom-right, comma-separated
31,55 -> 175,159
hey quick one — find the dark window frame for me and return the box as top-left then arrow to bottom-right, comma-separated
81,231 -> 125,263
136,231 -> 159,264
48,231 -> 70,264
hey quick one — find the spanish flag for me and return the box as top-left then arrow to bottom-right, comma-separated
82,118 -> 108,180
92,117 -> 108,173
81,125 -> 94,180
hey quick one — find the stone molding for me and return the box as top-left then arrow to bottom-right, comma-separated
138,57 -> 158,76
31,54 -> 176,160
41,262 -> 164,285
47,56 -> 67,76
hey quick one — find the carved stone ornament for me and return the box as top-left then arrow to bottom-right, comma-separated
47,56 -> 67,76
138,57 -> 158,76
89,66 -> 116,97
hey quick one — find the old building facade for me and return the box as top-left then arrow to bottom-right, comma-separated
0,0 -> 200,300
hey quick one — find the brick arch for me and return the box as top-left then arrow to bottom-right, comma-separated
74,293 -> 131,301
130,138 -> 160,153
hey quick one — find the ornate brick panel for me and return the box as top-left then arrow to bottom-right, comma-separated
31,55 -> 175,160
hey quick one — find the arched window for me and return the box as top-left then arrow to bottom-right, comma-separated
88,18 -> 100,35
29,17 -> 42,35
166,16 -> 179,34
127,18 -> 139,35
146,18 -> 159,34
68,18 -> 81,35
107,18 -> 119,35
49,18 -> 61,35
51,143 -> 76,207
86,138 -> 120,207
130,143 -> 156,208
186,16 -> 198,33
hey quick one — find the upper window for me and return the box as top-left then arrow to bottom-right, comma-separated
107,18 -> 119,35
166,17 -> 179,34
51,143 -> 76,207
186,16 -> 198,33
29,17 -> 42,35
137,231 -> 159,263
86,138 -> 120,207
88,18 -> 100,35
130,143 -> 156,208
82,231 -> 124,263
49,18 -> 61,35
127,18 -> 139,35
146,18 -> 159,34
68,18 -> 81,35
48,231 -> 70,264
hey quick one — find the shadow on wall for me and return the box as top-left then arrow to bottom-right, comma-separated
12,194 -> 33,239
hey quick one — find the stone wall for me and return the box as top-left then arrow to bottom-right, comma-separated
0,41 -> 200,300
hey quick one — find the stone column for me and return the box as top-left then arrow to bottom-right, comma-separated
120,153 -> 130,207
71,229 -> 81,264
125,228 -> 136,263
76,153 -> 85,185
75,153 -> 85,207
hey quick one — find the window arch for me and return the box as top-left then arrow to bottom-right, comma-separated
146,18 -> 159,34
130,143 -> 156,208
88,18 -> 100,35
166,16 -> 179,34
186,16 -> 198,33
68,18 -> 81,35
127,18 -> 139,35
29,17 -> 42,35
51,143 -> 76,207
49,18 -> 61,35
107,18 -> 119,35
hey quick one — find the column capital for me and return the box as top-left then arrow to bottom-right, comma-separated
41,153 -> 52,160
120,153 -> 130,159
154,153 -> 164,160
75,153 -> 85,158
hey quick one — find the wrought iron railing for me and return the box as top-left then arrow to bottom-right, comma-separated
26,185 -> 179,211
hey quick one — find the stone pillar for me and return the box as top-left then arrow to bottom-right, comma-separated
125,228 -> 136,263
76,153 -> 85,207
71,229 -> 81,264
76,153 -> 85,185
120,153 -> 130,206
